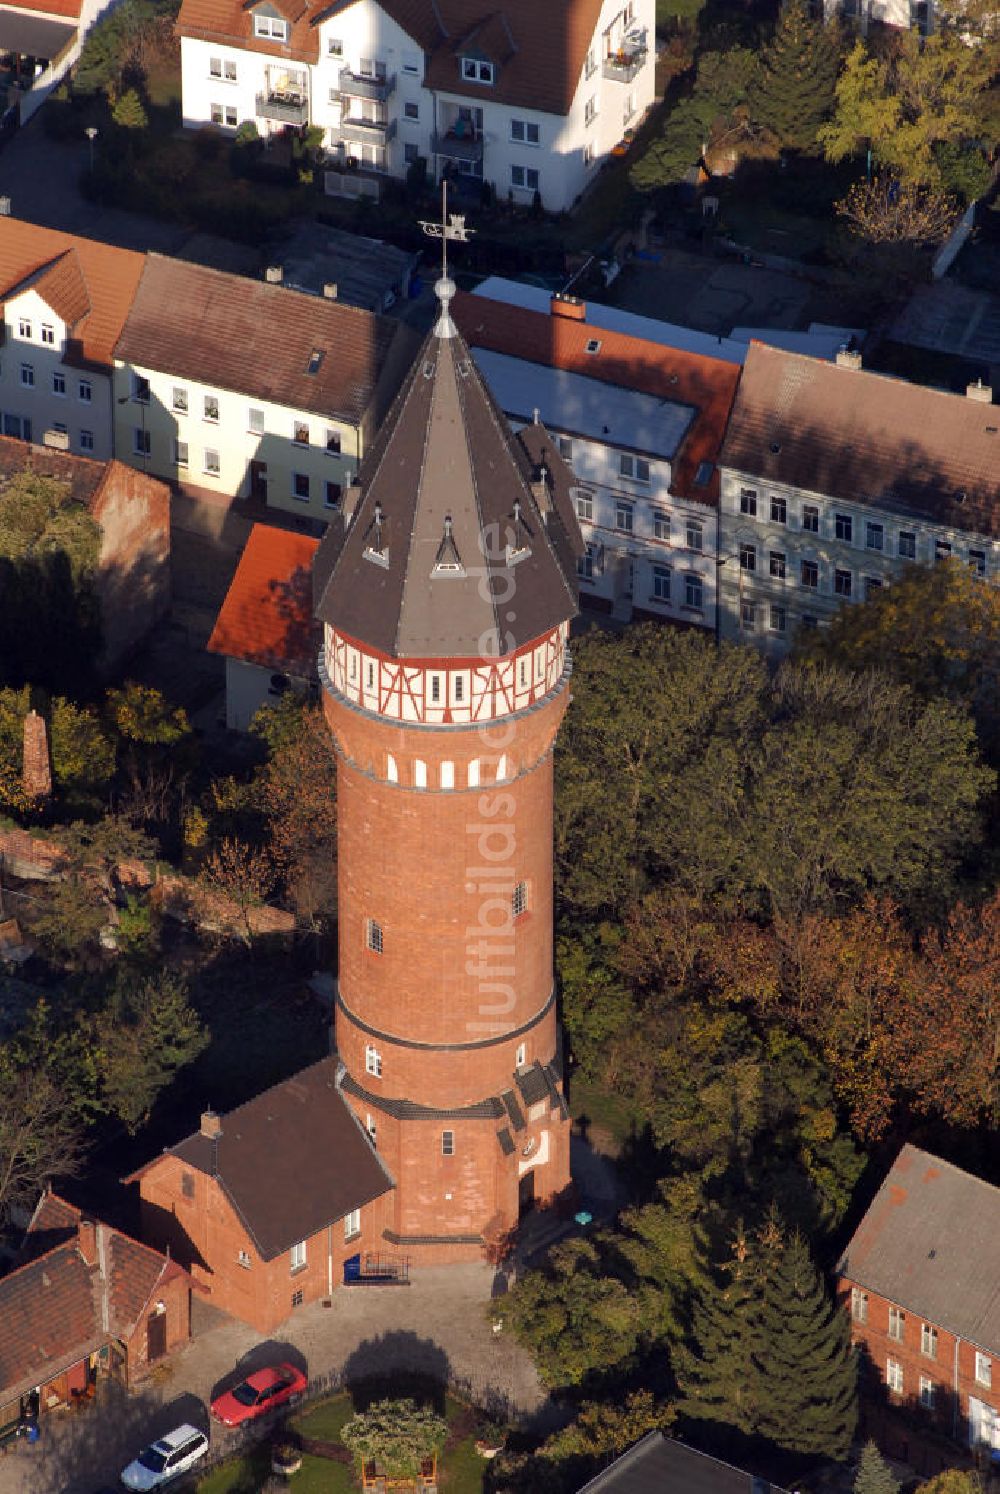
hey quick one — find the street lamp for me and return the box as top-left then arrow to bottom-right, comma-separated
85,126 -> 98,174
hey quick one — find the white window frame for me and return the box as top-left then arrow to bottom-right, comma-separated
615,498 -> 633,533
174,438 -> 189,468
921,1323 -> 938,1358
652,565 -> 671,602
19,363 -> 34,387
888,1305 -> 905,1342
78,380 -> 92,403
292,472 -> 310,503
254,14 -> 287,40
172,386 -> 188,414
461,56 -> 493,83
620,453 -> 650,483
365,1043 -> 382,1077
133,427 -> 151,457
851,1287 -> 868,1323
511,164 -> 539,191
289,1239 -> 306,1272
975,1352 -> 992,1388
684,573 -> 703,610
441,1130 -> 455,1156
515,1042 -> 526,1068
17,317 -> 31,339
204,448 -> 221,476
919,1375 -> 936,1410
79,429 -> 94,452
886,1358 -> 903,1394
344,1208 -> 361,1239
510,118 -> 539,145
52,371 -> 66,396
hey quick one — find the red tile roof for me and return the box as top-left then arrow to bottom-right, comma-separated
0,220 -> 145,373
452,290 -> 741,504
4,0 -> 82,16
208,523 -> 320,674
0,1194 -> 180,1402
177,0 -> 607,114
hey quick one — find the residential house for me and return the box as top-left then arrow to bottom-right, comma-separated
822,0 -> 935,36
0,218 -> 145,460
0,1190 -> 192,1439
124,1057 -> 397,1334
112,254 -> 412,516
207,523 -> 320,729
717,343 -> 999,651
574,1431 -> 790,1492
0,0 -> 118,125
838,1144 -> 1000,1462
452,285 -> 741,632
175,0 -> 656,211
0,433 -> 170,670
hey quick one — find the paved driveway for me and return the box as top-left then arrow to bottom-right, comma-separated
0,1263 -> 544,1494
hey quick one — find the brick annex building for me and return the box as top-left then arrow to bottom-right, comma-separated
129,270 -> 583,1329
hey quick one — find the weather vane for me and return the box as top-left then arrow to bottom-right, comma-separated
418,180 -> 476,282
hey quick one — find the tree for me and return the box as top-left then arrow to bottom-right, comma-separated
251,698 -> 338,923
915,1474 -> 984,1494
855,1440 -> 900,1494
0,1022 -> 87,1220
794,561 -> 1000,765
49,697 -> 116,810
611,1176 -> 711,1343
837,175 -> 958,244
111,86 -> 148,129
201,837 -> 277,945
819,42 -> 901,167
89,971 -> 207,1132
676,1227 -> 761,1433
502,1237 -> 644,1388
341,1399 -> 448,1480
751,0 -> 841,152
630,48 -> 760,189
106,682 -> 191,747
754,1228 -> 857,1460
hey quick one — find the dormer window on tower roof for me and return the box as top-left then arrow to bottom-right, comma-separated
461,57 -> 494,84
506,499 -> 532,566
433,514 -> 466,577
363,501 -> 389,568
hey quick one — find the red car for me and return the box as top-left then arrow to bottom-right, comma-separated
210,1363 -> 307,1427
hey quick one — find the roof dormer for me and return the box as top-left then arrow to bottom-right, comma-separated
249,1 -> 289,42
460,54 -> 494,84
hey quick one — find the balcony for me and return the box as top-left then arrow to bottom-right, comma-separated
340,114 -> 397,144
255,91 -> 308,124
432,128 -> 484,164
338,66 -> 395,102
602,44 -> 647,82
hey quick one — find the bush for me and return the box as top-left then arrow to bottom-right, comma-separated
234,119 -> 259,145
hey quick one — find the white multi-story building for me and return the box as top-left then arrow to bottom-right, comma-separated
0,219 -> 144,461
176,0 -> 656,212
113,254 -> 413,518
718,342 -> 999,652
453,286 -> 741,633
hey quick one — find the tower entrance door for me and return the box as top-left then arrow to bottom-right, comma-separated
518,1170 -> 535,1220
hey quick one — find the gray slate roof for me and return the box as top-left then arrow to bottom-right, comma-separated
576,1433 -> 788,1493
168,1058 -> 393,1261
313,317 -> 578,660
838,1144 -> 1000,1351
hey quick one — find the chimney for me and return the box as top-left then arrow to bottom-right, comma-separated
966,378 -> 993,404
78,1218 -> 97,1266
23,709 -> 52,802
0,196 -> 10,216
835,347 -> 862,371
264,265 -> 283,285
200,1107 -> 222,1139
551,293 -> 586,321
323,282 -> 338,300
342,482 -> 362,526
42,429 -> 70,451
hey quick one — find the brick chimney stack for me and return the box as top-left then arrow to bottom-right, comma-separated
77,1219 -> 97,1266
200,1108 -> 222,1139
22,710 -> 52,802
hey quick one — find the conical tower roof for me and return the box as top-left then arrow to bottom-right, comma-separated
313,277 -> 579,661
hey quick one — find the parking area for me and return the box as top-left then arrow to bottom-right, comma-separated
0,1261 -> 546,1494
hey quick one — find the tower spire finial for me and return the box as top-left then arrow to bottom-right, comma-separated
419,181 -> 476,340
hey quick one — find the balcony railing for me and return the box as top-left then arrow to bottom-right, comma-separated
602,45 -> 646,82
338,66 -> 395,101
432,129 -> 484,163
255,91 -> 308,124
340,114 -> 396,143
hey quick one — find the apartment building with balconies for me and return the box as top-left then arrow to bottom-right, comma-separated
717,343 -> 999,651
176,0 -> 656,211
452,285 -> 740,632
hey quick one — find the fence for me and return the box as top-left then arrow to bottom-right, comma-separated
325,171 -> 381,202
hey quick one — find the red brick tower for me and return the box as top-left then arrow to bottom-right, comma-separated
313,273 -> 583,1261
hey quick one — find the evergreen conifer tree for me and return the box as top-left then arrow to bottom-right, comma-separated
675,1226 -> 761,1434
854,1439 -> 900,1494
754,1228 -> 858,1461
111,87 -> 148,131
751,0 -> 841,152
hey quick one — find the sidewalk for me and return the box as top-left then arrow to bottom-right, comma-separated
0,1263 -> 544,1494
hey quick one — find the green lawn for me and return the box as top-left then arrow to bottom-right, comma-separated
198,1450 -> 356,1492
291,1391 -> 353,1443
569,1074 -> 639,1151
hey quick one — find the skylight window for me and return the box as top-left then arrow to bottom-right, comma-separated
307,348 -> 324,375
585,339 -> 601,354
694,460 -> 714,486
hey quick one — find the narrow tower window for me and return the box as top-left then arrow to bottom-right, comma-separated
496,753 -> 509,782
414,759 -> 427,789
365,919 -> 383,954
365,1045 -> 382,1077
386,753 -> 398,783
467,759 -> 480,788
442,1130 -> 455,1156
512,881 -> 528,919
515,1042 -> 527,1068
366,1113 -> 377,1147
440,760 -> 454,790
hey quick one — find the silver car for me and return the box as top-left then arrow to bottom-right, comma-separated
120,1424 -> 209,1490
